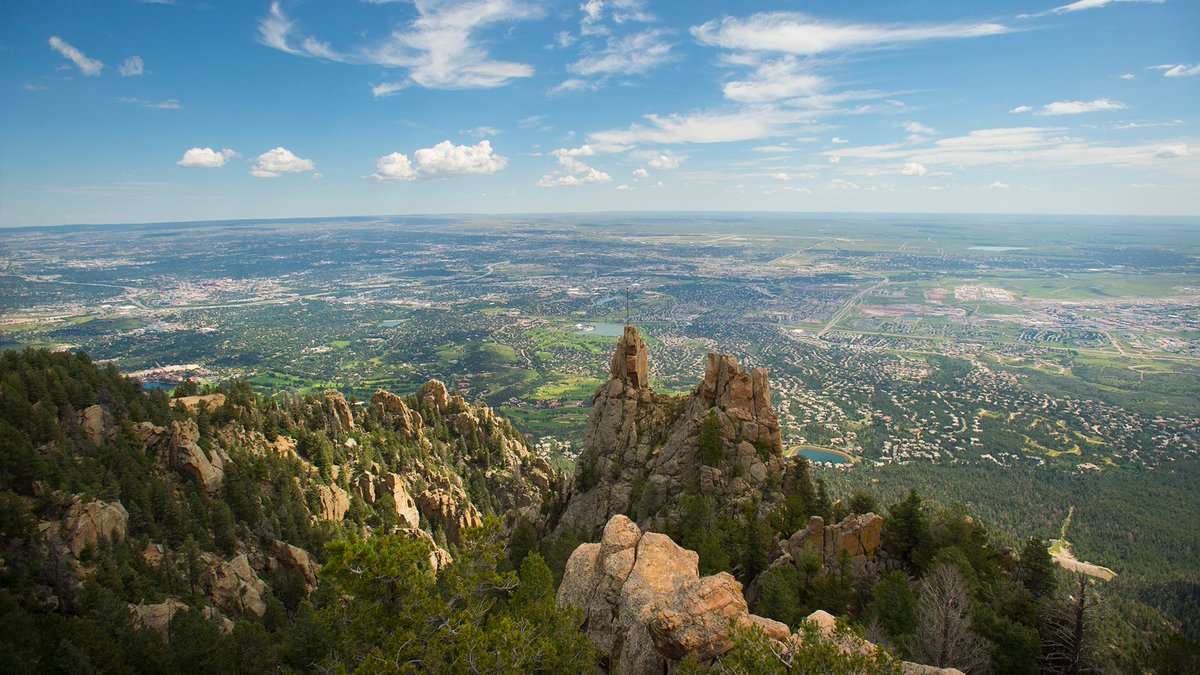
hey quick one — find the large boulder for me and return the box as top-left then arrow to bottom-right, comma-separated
59,496 -> 128,558
77,404 -> 111,448
416,479 -> 482,545
271,540 -> 321,592
138,420 -> 225,493
201,552 -> 269,618
129,599 -> 189,640
377,472 -> 420,529
557,515 -> 789,672
421,379 -> 451,413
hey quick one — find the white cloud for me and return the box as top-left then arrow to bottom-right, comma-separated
905,121 -> 935,136
177,147 -> 238,168
537,145 -> 612,187
615,183 -> 632,191
464,126 -> 498,137
588,109 -> 800,149
1155,144 -> 1189,158
250,147 -> 316,178
119,97 -> 182,109
989,181 -> 1010,189
1010,105 -> 1033,114
633,150 -> 683,170
652,181 -> 663,188
831,136 -> 849,144
722,57 -> 825,103
691,12 -> 1008,56
1120,73 -> 1136,80
901,161 -> 928,176
771,172 -> 791,181
119,56 -> 144,76
632,167 -> 649,178
1148,63 -> 1200,77
371,81 -> 408,98
827,178 -> 860,191
370,140 -> 507,181
259,0 -> 539,90
48,36 -> 103,76
1021,0 -> 1164,19
1035,98 -> 1127,115
567,30 -> 673,78
370,153 -> 416,181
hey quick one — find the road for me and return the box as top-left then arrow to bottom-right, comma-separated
818,274 -> 890,338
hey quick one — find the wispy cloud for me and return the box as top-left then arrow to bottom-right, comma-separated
259,0 -> 539,92
1020,0 -> 1164,19
119,56 -> 144,76
692,12 -> 1008,56
589,109 -> 802,150
1147,63 -> 1200,77
119,97 -> 182,109
1037,98 -> 1127,115
48,36 -> 103,76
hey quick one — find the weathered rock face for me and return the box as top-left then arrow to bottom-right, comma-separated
557,327 -> 788,537
771,513 -> 884,576
316,484 -> 350,522
371,389 -> 423,440
610,325 -> 649,388
77,404 -> 111,448
270,540 -> 321,592
129,599 -> 189,640
403,527 -> 454,571
323,389 -> 355,431
201,552 -> 269,618
557,515 -> 789,672
138,420 -> 226,493
416,477 -> 483,545
59,496 -> 129,558
421,379 -> 451,413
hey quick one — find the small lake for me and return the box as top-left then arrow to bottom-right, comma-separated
576,322 -> 626,337
969,246 -> 1028,252
797,447 -> 852,465
379,320 -> 405,328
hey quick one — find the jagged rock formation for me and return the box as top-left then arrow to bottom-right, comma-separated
316,484 -> 351,522
784,513 -> 883,568
77,404 -> 112,448
137,420 -> 227,493
323,389 -> 355,431
559,515 -> 964,674
557,326 -> 788,536
371,389 -> 424,440
129,600 -> 233,639
416,475 -> 484,545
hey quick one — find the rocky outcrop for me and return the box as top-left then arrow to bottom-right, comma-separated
557,326 -> 788,536
371,389 -> 423,440
416,477 -> 482,545
403,527 -> 453,571
323,389 -> 355,431
377,472 -> 420,529
129,600 -> 233,640
77,404 -> 111,448
200,552 -> 269,618
137,420 -> 226,493
58,496 -> 129,558
557,515 -> 790,672
316,484 -> 350,522
421,379 -> 451,413
560,515 -> 962,673
270,540 -> 321,592
171,393 -> 227,413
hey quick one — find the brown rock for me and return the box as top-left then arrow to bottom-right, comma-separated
371,389 -> 423,440
77,404 -> 109,448
202,552 -> 268,618
141,419 -> 224,493
609,325 -> 649,388
171,393 -> 226,413
316,484 -> 350,522
558,515 -> 790,672
271,540 -> 321,592
421,379 -> 451,413
130,599 -> 189,640
323,389 -> 355,431
60,496 -> 129,558
377,473 -> 420,529
416,483 -> 482,544
403,527 -> 454,571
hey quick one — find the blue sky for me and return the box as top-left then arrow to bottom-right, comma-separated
1,0 -> 1197,226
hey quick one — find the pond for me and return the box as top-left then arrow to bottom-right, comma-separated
575,322 -> 627,337
796,447 -> 852,465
